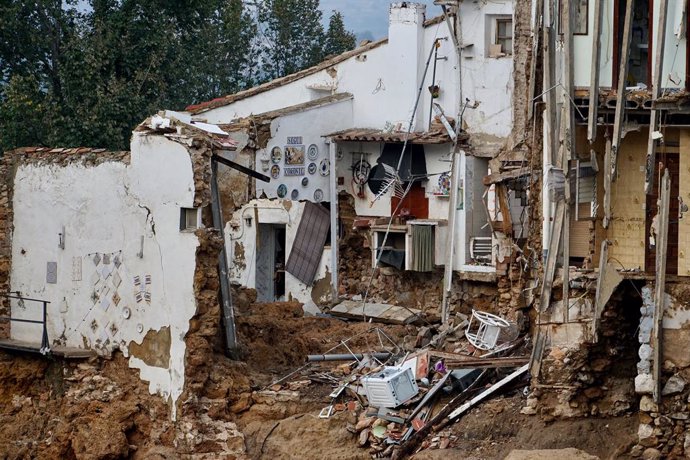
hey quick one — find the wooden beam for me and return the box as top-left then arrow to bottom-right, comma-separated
539,200 -> 565,312
562,0 -> 574,322
482,167 -> 530,186
544,3 -> 558,166
645,0 -> 669,195
603,138 -> 613,228
447,364 -> 529,421
527,0 -> 544,121
652,169 -> 671,404
587,0 -> 604,143
611,0 -> 634,179
495,184 -> 513,236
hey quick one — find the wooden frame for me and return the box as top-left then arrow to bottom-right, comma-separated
495,18 -> 513,55
574,0 -> 589,35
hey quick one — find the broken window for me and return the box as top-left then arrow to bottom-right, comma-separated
180,208 -> 199,231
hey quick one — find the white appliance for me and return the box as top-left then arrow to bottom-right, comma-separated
361,366 -> 419,408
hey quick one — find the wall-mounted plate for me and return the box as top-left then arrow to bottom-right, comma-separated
307,144 -> 319,160
277,184 -> 288,198
308,162 -> 317,175
291,189 -> 299,200
271,146 -> 282,164
314,189 -> 324,202
271,164 -> 280,179
302,177 -> 309,187
122,307 -> 131,319
319,158 -> 331,176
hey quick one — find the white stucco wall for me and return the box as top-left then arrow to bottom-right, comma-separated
256,98 -> 353,201
198,2 -> 513,144
9,133 -> 199,419
226,199 -> 331,312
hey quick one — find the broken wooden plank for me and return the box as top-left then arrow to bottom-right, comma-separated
645,0 -> 669,194
587,0 -> 604,143
447,364 -> 529,421
652,169 -> 671,404
603,138 -> 613,228
539,200 -> 565,312
329,300 -> 421,325
611,0 -> 634,179
528,327 -> 547,381
482,167 -> 530,186
495,184 -> 513,236
439,356 -> 530,369
407,371 -> 452,422
591,241 -> 624,343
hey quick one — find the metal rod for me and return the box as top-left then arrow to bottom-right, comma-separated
307,352 -> 392,362
0,294 -> 51,303
0,317 -> 45,324
41,301 -> 49,351
428,43 -> 439,130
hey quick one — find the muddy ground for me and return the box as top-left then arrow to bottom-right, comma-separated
0,299 -> 638,459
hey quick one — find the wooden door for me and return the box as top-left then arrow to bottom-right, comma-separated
391,182 -> 429,219
645,152 -> 679,274
256,224 -> 275,302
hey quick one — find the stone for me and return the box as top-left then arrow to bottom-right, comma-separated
684,432 -> 690,456
640,396 -> 659,413
639,413 -> 654,424
638,361 -> 651,374
670,412 -> 689,420
663,375 -> 686,396
520,406 -> 537,415
639,344 -> 652,362
636,374 -> 655,395
639,317 -> 653,344
641,448 -> 662,460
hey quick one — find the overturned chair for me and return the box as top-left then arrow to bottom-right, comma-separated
465,309 -> 511,351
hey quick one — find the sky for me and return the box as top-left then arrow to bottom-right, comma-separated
319,1 -> 442,41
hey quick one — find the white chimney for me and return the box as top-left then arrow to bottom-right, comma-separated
387,2 -> 426,130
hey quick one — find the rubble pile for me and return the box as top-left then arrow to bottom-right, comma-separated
530,287 -> 638,419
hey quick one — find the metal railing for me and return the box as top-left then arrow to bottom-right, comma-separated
0,293 -> 50,354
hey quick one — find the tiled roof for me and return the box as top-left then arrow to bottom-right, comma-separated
8,147 -> 127,155
325,127 -> 467,145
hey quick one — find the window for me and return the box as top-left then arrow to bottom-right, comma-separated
180,208 -> 199,231
495,18 -> 513,55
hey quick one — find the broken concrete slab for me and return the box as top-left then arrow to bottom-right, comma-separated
329,300 -> 421,325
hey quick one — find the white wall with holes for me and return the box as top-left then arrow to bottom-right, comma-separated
9,133 -> 199,419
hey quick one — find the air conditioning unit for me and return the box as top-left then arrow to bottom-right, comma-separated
361,367 -> 419,408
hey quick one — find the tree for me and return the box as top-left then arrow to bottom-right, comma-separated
258,0 -> 325,80
323,11 -> 356,58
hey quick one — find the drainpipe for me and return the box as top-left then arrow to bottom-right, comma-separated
328,140 -> 339,301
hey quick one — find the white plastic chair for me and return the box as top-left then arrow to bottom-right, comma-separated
465,309 -> 510,350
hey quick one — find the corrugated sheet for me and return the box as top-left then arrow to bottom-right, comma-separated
286,202 -> 330,285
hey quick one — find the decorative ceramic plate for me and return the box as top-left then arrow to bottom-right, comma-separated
122,307 -> 131,319
271,164 -> 280,179
319,158 -> 330,176
277,184 -> 287,198
302,177 -> 309,187
291,189 -> 299,200
314,189 -> 324,202
308,162 -> 317,175
307,144 -> 319,160
271,146 -> 282,164
438,172 -> 451,195
352,159 -> 371,185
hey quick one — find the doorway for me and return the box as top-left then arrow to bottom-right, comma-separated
256,224 -> 286,302
613,0 -> 651,87
645,151 -> 679,275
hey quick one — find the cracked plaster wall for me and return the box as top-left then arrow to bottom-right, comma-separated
9,133 -> 199,419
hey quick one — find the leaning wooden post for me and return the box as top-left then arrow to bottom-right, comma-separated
645,0 -> 669,195
587,0 -> 604,144
611,0 -> 634,179
652,169 -> 671,404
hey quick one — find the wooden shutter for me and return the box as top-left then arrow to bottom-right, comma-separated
286,202 -> 330,285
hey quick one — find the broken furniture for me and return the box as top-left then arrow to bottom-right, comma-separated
361,366 -> 419,408
465,309 -> 510,350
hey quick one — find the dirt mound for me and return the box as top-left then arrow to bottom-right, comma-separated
235,300 -> 414,375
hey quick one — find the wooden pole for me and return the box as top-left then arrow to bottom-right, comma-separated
539,200 -> 565,312
652,169 -> 671,404
603,138 -> 613,228
611,0 -> 634,179
587,0 -> 604,143
441,148 -> 462,324
645,0 -> 669,195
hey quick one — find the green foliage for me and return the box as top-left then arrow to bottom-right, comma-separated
0,0 -> 356,151
324,11 -> 356,58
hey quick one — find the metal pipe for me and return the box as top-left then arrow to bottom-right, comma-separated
307,352 -> 392,362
